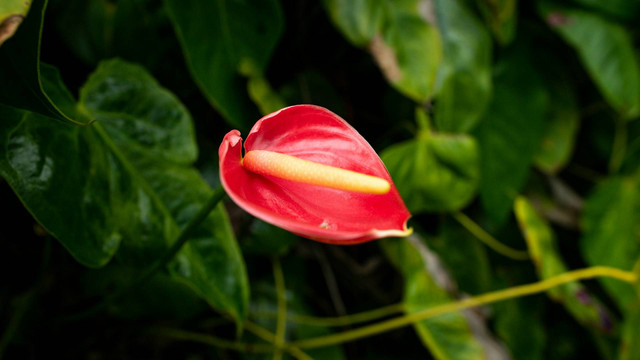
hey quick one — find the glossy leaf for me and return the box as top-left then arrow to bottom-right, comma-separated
475,0 -> 518,45
164,0 -> 283,130
80,59 -> 249,322
0,105 -> 174,267
382,109 -> 479,213
433,0 -> 492,133
515,196 -> 615,333
0,0 -> 31,46
539,2 -> 640,119
474,46 -> 548,224
324,0 -> 442,102
381,235 -> 493,359
581,176 -> 640,311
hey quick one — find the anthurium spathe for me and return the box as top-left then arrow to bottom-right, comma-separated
219,105 -> 412,244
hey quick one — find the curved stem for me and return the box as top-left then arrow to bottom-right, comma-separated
60,186 -> 226,322
272,257 -> 287,360
291,266 -> 637,349
453,211 -> 529,260
250,303 -> 405,327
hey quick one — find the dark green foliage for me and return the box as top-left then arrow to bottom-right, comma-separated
1,0 -> 640,359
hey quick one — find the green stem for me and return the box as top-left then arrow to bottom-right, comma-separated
453,211 -> 529,260
291,266 -> 637,349
250,303 -> 405,327
61,186 -> 226,321
272,257 -> 287,360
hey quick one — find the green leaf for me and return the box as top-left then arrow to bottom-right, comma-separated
0,0 -> 90,125
475,0 -> 518,45
322,0 -> 384,47
381,110 -> 479,213
324,0 -> 442,102
0,0 -> 31,46
0,59 -> 248,323
539,2 -> 640,120
514,196 -> 616,333
581,176 -> 640,311
381,235 -> 492,360
534,77 -> 580,174
0,106 -> 175,267
433,0 -> 492,133
474,45 -> 548,224
164,0 -> 283,129
79,59 -> 249,322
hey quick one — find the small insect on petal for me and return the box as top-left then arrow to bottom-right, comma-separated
243,150 -> 390,194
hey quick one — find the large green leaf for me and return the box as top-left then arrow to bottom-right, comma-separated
433,0 -> 492,133
79,59 -> 248,321
381,235 -> 491,360
0,59 -> 248,322
539,2 -> 640,120
515,196 -> 615,333
0,0 -> 31,46
324,0 -> 442,102
382,110 -> 479,213
164,0 -> 283,130
581,176 -> 640,311
474,46 -> 548,224
0,0 -> 89,125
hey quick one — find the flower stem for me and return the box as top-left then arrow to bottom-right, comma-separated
250,303 -> 405,327
290,266 -> 637,349
452,211 -> 529,260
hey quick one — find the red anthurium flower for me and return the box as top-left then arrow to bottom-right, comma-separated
219,105 -> 412,244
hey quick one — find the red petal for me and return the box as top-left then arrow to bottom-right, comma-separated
219,105 -> 411,244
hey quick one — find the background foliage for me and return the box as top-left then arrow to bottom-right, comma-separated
1,0 -> 640,359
